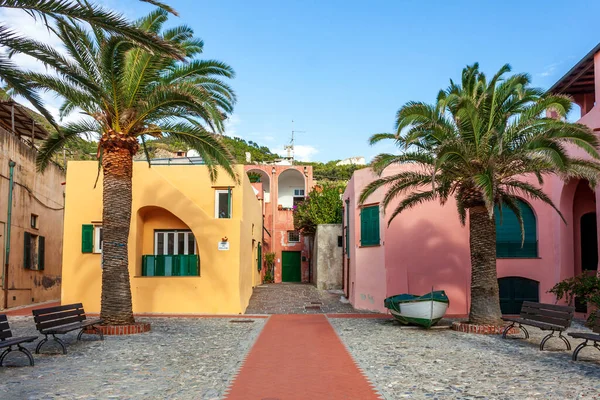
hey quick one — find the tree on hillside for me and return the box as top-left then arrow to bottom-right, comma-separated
0,0 -> 182,127
294,183 -> 344,236
297,160 -> 366,182
361,63 -> 600,325
33,8 -> 236,325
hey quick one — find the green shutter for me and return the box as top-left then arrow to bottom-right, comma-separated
38,236 -> 45,270
257,242 -> 262,271
82,224 -> 94,253
345,205 -> 350,257
23,231 -> 31,268
361,205 -> 380,246
495,200 -> 537,258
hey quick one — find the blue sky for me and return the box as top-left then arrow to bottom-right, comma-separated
11,0 -> 600,162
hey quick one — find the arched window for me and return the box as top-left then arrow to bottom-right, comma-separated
495,200 -> 538,258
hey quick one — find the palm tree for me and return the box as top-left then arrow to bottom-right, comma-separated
0,0 -> 182,127
361,64 -> 600,325
32,8 -> 237,325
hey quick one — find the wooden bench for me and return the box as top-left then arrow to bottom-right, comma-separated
0,314 -> 37,366
569,310 -> 600,361
32,303 -> 103,354
502,301 -> 575,350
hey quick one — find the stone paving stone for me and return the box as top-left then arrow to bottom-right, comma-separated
245,283 -> 372,314
0,316 -> 265,400
330,318 -> 600,399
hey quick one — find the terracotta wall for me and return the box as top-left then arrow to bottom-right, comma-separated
244,165 -> 314,283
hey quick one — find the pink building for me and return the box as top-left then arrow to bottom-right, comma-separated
245,165 -> 314,283
343,46 -> 600,317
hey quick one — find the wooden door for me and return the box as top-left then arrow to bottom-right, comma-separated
282,251 -> 301,282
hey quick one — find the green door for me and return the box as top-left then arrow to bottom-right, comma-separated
498,277 -> 539,314
282,251 -> 301,282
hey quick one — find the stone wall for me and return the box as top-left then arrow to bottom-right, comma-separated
313,224 -> 343,290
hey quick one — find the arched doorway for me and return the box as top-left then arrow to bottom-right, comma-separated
277,168 -> 305,209
573,180 -> 597,276
498,277 -> 539,314
247,169 -> 271,203
580,212 -> 598,272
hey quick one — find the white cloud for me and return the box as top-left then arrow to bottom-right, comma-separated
537,63 -> 560,78
271,144 -> 319,162
224,114 -> 241,138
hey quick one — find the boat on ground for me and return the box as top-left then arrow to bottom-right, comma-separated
384,290 -> 449,328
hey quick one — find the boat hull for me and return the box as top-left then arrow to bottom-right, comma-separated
384,290 -> 449,328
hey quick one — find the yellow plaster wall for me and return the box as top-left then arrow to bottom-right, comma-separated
238,175 -> 264,311
61,162 -> 262,314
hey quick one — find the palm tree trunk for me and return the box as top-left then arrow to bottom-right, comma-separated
468,206 -> 503,325
100,146 -> 135,325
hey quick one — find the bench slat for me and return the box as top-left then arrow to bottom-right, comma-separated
522,301 -> 575,313
0,330 -> 12,339
0,320 -> 10,332
0,336 -> 37,348
37,315 -> 86,331
503,317 -> 566,331
521,305 -> 574,318
32,303 -> 83,316
34,309 -> 85,324
520,310 -> 573,326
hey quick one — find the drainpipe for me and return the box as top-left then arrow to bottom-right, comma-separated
3,160 -> 15,309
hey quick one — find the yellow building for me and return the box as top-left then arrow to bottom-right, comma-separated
61,161 -> 263,314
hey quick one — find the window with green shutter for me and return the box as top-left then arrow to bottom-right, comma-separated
345,203 -> 350,257
257,242 -> 262,271
495,200 -> 538,258
82,224 -> 94,253
360,205 -> 380,246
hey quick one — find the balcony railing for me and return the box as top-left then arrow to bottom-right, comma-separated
142,255 -> 199,276
496,241 -> 538,258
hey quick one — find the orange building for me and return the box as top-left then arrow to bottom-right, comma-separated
245,165 -> 314,283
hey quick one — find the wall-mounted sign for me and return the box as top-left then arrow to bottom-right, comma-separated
218,241 -> 230,251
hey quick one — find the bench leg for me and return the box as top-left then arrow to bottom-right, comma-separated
36,335 -> 67,355
35,336 -> 48,354
502,323 -> 528,339
77,326 -> 104,341
540,331 -> 571,351
502,322 -> 515,339
0,346 -> 34,367
0,348 -> 11,366
572,340 -> 588,361
17,345 -> 34,366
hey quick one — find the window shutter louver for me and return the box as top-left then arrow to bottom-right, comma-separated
82,224 -> 94,253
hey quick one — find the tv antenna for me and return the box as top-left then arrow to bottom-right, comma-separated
284,120 -> 305,163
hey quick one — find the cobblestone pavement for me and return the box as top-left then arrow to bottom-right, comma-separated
330,317 -> 600,399
0,317 -> 265,400
245,283 -> 372,314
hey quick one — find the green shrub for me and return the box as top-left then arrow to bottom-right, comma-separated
549,273 -> 600,326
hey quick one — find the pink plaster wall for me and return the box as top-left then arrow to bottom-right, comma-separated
344,165 -> 595,316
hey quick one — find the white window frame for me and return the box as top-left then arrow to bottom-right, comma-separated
293,189 -> 305,196
154,230 -> 197,255
94,226 -> 103,254
288,230 -> 300,243
215,189 -> 231,219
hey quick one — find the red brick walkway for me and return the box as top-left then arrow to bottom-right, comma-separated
225,314 -> 381,400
